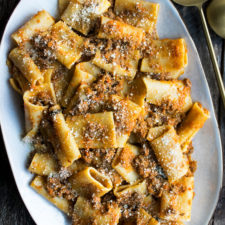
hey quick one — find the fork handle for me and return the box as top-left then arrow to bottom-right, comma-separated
198,6 -> 225,107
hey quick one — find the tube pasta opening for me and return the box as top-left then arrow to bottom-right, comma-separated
113,180 -> 147,197
70,167 -> 113,197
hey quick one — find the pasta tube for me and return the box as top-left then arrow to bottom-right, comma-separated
150,127 -> 189,182
73,196 -> 121,225
109,95 -> 142,147
114,0 -> 159,34
177,102 -> 210,152
98,16 -> 144,48
113,180 -> 147,197
50,105 -> 81,168
70,167 -> 113,197
61,0 -> 110,35
43,21 -> 83,69
160,176 -> 194,222
23,89 -> 48,141
92,50 -> 141,80
11,10 -> 55,44
29,153 -> 57,176
112,144 -> 140,184
141,39 -> 188,79
61,62 -> 99,107
66,112 -> 117,149
147,125 -> 171,142
9,47 -> 43,87
31,176 -> 70,214
143,78 -> 192,113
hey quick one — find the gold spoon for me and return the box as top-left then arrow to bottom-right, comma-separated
207,0 -> 225,38
173,0 -> 225,107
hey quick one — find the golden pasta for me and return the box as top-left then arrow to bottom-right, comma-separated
177,102 -> 210,152
150,127 -> 189,182
49,105 -> 81,168
114,0 -> 159,35
98,16 -> 145,48
11,10 -> 55,45
31,176 -> 70,214
113,180 -> 147,197
61,0 -> 110,35
69,167 -> 113,197
92,49 -> 141,80
112,144 -> 140,184
160,176 -> 194,222
73,196 -> 121,225
7,1 -> 210,224
141,39 -> 188,79
143,77 -> 192,113
66,112 -> 117,149
9,47 -> 43,87
23,87 -> 50,141
147,125 -> 171,142
39,21 -> 84,69
29,153 -> 57,176
61,62 -> 100,107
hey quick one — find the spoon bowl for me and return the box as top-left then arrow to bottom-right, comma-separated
207,0 -> 225,39
172,0 -> 225,106
173,0 -> 208,7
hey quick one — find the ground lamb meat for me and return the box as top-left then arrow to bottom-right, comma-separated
133,116 -> 148,139
117,192 -> 145,219
83,121 -> 109,145
133,143 -> 158,178
30,34 -> 57,70
92,73 -> 124,96
146,103 -> 184,128
147,176 -> 168,198
31,90 -> 54,106
81,148 -> 116,171
69,73 -> 124,116
133,143 -> 168,197
133,154 -> 158,179
46,176 -> 76,201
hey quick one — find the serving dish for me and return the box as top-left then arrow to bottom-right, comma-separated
0,0 -> 222,224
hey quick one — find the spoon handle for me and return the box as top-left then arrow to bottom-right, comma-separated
198,6 -> 225,107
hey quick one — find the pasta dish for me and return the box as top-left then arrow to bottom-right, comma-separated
7,0 -> 210,224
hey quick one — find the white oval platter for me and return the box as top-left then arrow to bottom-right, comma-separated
0,0 -> 222,225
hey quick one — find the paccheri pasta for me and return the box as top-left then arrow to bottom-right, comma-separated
7,0 -> 210,224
